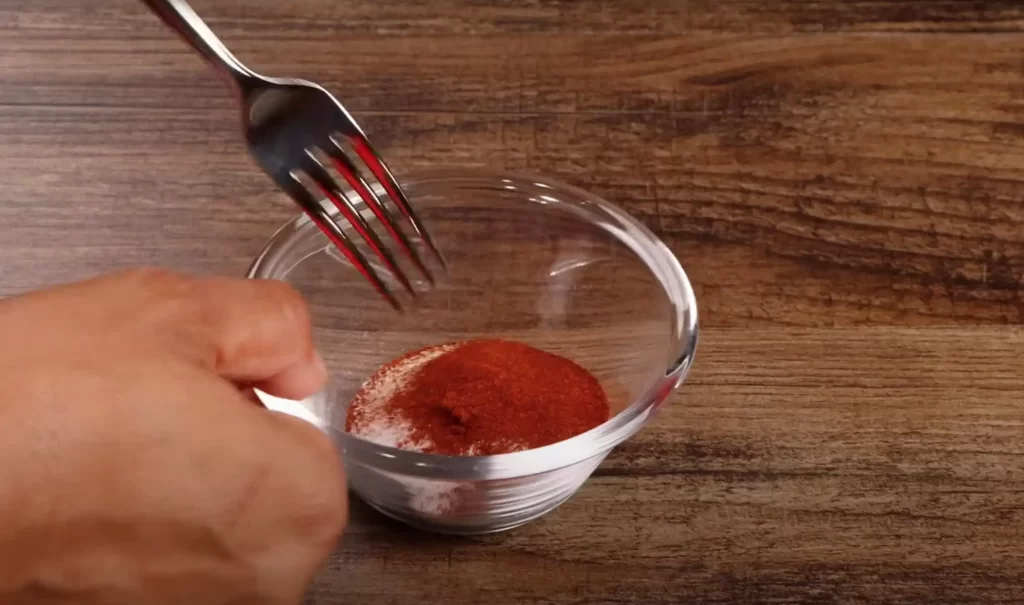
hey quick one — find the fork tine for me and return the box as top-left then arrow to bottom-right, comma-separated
324,138 -> 434,284
346,136 -> 447,270
280,173 -> 401,311
300,151 -> 415,296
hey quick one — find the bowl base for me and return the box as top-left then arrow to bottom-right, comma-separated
357,490 -> 579,535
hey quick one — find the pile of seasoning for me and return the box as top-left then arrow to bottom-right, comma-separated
346,339 -> 610,455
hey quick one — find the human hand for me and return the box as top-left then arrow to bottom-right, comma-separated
0,269 -> 346,605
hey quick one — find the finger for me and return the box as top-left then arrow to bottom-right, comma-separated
234,407 -> 348,601
166,276 -> 325,388
253,350 -> 328,401
263,411 -> 348,549
23,269 -> 329,396
195,381 -> 347,602
238,387 -> 263,405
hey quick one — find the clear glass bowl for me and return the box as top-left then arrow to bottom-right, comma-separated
247,170 -> 698,534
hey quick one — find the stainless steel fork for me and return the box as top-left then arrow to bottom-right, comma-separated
141,0 -> 443,309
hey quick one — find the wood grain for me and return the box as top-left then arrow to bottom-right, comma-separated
2,0 -> 1023,36
1,0 -> 1023,602
317,327 -> 1024,605
2,13 -> 1022,325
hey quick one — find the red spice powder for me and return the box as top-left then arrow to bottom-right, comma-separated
346,339 -> 610,456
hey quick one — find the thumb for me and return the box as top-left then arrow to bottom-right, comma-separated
233,408 -> 348,604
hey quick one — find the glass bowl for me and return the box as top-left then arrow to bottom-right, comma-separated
247,170 -> 698,534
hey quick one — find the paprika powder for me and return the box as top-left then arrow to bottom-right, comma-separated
346,339 -> 610,455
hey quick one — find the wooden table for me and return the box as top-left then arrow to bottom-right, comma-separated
3,1 -> 1024,602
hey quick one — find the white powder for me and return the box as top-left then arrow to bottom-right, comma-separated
347,343 -> 459,451
346,344 -> 466,517
347,342 -> 531,518
406,476 -> 464,517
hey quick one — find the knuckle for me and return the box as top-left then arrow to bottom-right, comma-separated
282,418 -> 348,545
125,270 -> 212,355
225,414 -> 347,556
121,267 -> 193,293
306,439 -> 348,538
265,280 -> 310,325
258,280 -> 314,347
110,268 -> 199,326
314,477 -> 348,547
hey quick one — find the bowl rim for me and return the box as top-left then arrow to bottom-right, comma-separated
248,168 -> 698,481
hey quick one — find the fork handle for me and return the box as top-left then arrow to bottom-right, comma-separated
141,0 -> 259,92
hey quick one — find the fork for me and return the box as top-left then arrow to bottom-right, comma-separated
141,0 -> 443,309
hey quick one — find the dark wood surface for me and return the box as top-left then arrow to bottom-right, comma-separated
3,1 -> 1024,603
